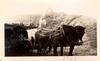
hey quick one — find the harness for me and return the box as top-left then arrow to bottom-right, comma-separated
59,25 -> 65,37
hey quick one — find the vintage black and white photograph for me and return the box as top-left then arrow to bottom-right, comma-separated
1,0 -> 98,58
5,10 -> 97,56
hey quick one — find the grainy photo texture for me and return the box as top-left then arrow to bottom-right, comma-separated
5,11 -> 97,56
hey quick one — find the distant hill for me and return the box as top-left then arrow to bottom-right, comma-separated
10,12 -> 96,29
12,14 -> 41,26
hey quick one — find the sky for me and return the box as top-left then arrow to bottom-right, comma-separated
0,0 -> 100,19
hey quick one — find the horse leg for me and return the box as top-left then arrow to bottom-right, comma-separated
48,42 -> 52,52
37,46 -> 42,55
48,46 -> 52,52
39,48 -> 42,55
68,45 -> 74,56
42,47 -> 48,55
54,46 -> 58,56
60,46 -> 63,56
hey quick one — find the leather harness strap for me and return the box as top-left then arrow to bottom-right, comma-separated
59,25 -> 65,37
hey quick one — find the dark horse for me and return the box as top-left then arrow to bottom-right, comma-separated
34,25 -> 85,56
51,25 -> 85,56
35,29 -> 52,55
5,25 -> 32,56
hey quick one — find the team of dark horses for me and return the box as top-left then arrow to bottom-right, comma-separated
5,24 -> 85,56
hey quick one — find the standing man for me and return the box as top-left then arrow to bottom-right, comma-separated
38,18 -> 47,28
